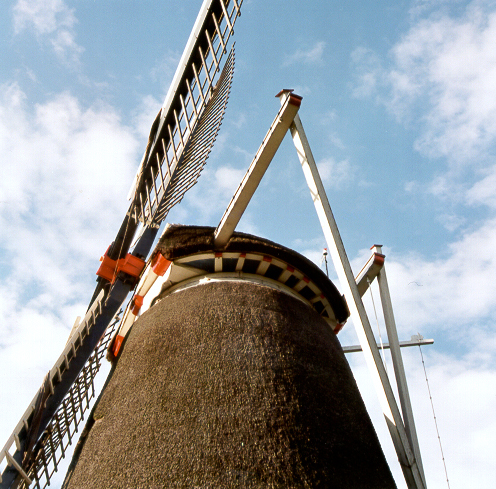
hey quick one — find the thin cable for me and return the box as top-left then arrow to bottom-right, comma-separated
418,340 -> 451,489
367,277 -> 388,373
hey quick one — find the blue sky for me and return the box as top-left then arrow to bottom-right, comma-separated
1,0 -> 496,487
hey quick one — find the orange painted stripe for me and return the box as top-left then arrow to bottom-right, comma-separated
132,295 -> 144,315
151,253 -> 172,276
112,335 -> 125,357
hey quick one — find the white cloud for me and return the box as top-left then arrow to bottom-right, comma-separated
13,0 -> 83,68
0,80 -> 148,467
230,112 -> 247,130
290,84 -> 312,97
13,0 -> 75,35
404,12 -> 496,164
132,94 -> 162,142
347,348 -> 496,488
50,28 -> 84,66
298,204 -> 496,487
353,2 -> 496,167
0,80 -> 140,337
342,209 -> 496,349
466,164 -> 496,209
168,158 -> 265,240
179,164 -> 247,223
318,109 -> 339,128
150,50 -> 182,97
328,132 -> 345,150
436,212 -> 467,232
214,166 -> 246,194
317,157 -> 355,189
349,0 -> 496,283
283,41 -> 326,67
350,46 -> 383,99
290,235 -> 330,270
340,213 -> 496,487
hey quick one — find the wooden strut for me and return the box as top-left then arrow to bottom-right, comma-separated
288,107 -> 427,489
214,90 -> 302,247
213,89 -> 427,489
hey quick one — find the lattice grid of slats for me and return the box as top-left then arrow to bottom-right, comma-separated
131,0 -> 242,228
19,315 -> 120,489
154,46 -> 235,223
0,2 -> 242,487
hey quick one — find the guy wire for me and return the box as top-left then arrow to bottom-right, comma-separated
418,339 -> 451,488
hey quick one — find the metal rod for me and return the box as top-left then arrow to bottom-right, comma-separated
179,94 -> 192,133
198,45 -> 212,91
186,80 -> 199,120
205,29 -> 219,73
192,62 -> 206,106
212,11 -> 226,53
161,138 -> 172,180
219,0 -> 233,32
161,0 -> 216,113
173,109 -> 185,150
343,336 -> 434,353
4,452 -> 31,485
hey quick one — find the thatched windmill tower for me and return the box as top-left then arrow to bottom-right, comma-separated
61,225 -> 396,488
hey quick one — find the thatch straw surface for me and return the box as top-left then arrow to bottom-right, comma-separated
63,280 -> 395,488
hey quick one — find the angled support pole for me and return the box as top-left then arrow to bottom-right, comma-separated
214,90 -> 302,247
352,244 -> 427,481
355,246 -> 386,297
372,245 -> 426,483
211,88 -> 426,487
289,111 -> 426,489
353,245 -> 431,483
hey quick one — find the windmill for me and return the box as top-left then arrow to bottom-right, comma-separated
0,1 -> 241,487
1,1 -> 433,488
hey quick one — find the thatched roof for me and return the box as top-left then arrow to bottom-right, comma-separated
63,278 -> 396,488
153,224 -> 349,324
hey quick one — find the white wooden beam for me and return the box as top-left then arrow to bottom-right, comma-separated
214,90 -> 301,247
289,113 -> 426,489
373,245 -> 426,485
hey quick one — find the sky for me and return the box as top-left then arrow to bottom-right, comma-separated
1,0 -> 496,487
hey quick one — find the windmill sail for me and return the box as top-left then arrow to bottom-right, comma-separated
0,1 -> 242,487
